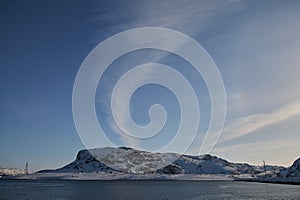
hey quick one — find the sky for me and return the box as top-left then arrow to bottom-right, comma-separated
0,0 -> 300,172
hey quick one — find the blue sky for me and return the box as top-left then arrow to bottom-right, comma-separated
1,0 -> 300,172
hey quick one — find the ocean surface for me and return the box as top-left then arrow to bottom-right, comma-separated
0,179 -> 299,200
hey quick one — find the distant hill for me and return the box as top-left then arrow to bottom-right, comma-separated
0,167 -> 24,176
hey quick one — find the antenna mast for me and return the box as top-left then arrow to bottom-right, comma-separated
263,159 -> 266,178
24,162 -> 29,174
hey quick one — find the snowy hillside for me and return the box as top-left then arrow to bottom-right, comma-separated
234,158 -> 300,184
38,147 -> 284,176
0,167 -> 25,176
40,147 -> 178,174
175,154 -> 259,175
279,158 -> 300,178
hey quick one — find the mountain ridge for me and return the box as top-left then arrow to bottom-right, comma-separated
38,146 -> 289,178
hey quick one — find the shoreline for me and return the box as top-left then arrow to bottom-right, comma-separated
234,177 -> 300,185
1,173 -> 299,185
2,173 -> 234,181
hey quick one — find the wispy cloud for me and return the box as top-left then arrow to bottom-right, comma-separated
95,33 -> 180,148
204,100 -> 300,150
90,0 -> 300,167
93,0 -> 246,148
90,0 -> 247,42
199,2 -> 300,155
211,137 -> 300,166
213,139 -> 300,154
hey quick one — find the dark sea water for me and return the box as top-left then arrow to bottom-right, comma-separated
0,179 -> 299,200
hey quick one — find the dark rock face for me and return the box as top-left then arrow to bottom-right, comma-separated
157,164 -> 184,174
38,149 -> 118,173
56,150 -> 118,173
119,147 -> 133,151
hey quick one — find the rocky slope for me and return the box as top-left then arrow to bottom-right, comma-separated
279,158 -> 300,178
38,147 -> 285,177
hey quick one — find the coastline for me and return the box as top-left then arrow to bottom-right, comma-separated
2,173 -> 234,181
234,177 -> 300,185
2,173 -> 300,185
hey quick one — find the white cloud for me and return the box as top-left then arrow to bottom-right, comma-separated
200,100 -> 300,153
220,100 -> 300,144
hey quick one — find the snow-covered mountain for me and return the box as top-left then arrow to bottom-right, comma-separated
39,147 -> 179,174
279,158 -> 300,178
0,167 -> 25,176
38,147 -> 284,176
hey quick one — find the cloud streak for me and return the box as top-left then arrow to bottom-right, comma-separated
219,100 -> 300,144
90,0 -> 247,43
93,1 -> 246,148
211,138 -> 300,166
